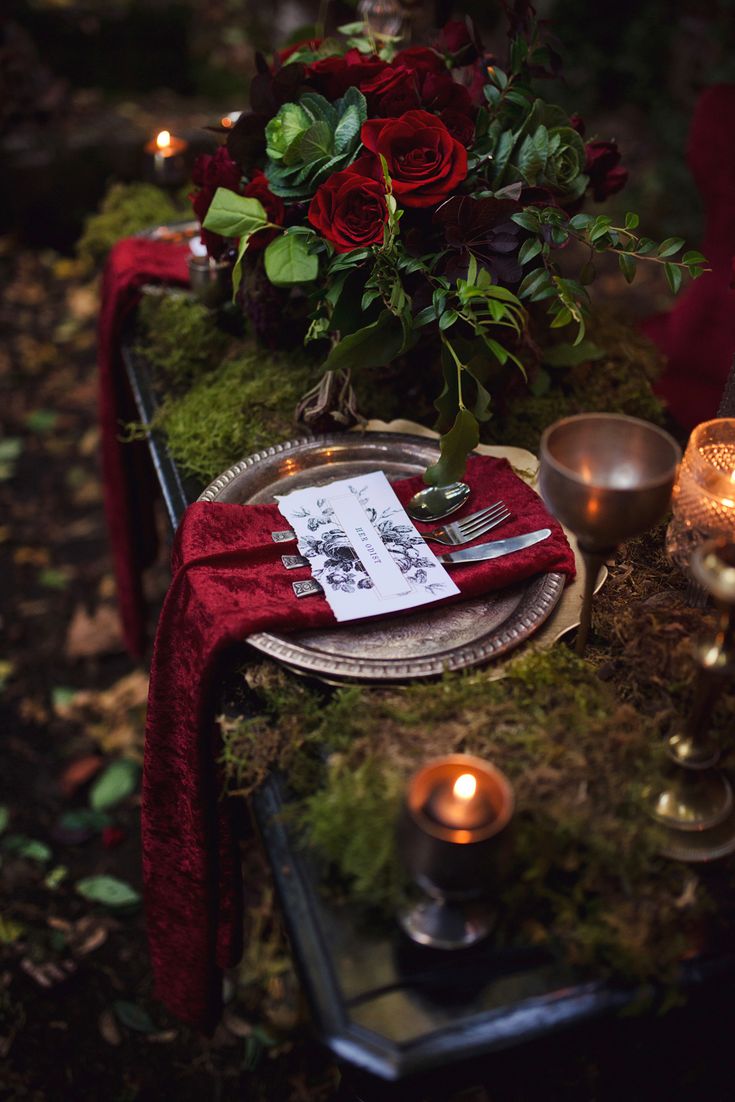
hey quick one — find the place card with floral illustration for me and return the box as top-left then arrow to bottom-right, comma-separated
276,471 -> 459,622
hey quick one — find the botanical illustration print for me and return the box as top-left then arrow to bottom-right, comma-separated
291,484 -> 448,597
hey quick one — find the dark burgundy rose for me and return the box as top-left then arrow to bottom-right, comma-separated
190,146 -> 244,259
569,113 -> 585,136
420,70 -> 474,116
440,108 -> 475,146
361,64 -> 418,113
361,109 -> 468,208
306,48 -> 386,99
434,195 -> 523,284
584,140 -> 628,201
393,46 -> 447,76
308,168 -> 388,253
435,18 -> 482,65
242,169 -> 286,252
378,81 -> 422,117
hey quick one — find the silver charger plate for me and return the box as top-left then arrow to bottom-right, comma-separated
199,433 -> 565,683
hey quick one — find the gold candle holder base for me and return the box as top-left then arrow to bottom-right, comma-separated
645,766 -> 733,833
656,802 -> 735,863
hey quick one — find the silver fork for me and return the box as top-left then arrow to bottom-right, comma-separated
270,500 -> 511,546
421,501 -> 511,546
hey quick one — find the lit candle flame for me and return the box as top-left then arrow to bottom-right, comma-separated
453,773 -> 477,801
156,130 -> 172,150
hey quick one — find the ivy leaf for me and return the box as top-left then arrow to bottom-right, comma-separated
264,232 -> 319,286
618,252 -> 637,284
322,311 -> 405,373
202,190 -> 268,238
76,875 -> 141,910
424,408 -> 479,487
664,262 -> 684,294
89,759 -> 140,813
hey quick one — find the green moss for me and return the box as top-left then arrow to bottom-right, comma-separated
152,350 -> 321,483
137,293 -> 229,392
77,183 -> 186,266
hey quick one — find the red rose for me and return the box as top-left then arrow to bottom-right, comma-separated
420,70 -> 474,116
308,168 -> 388,253
361,109 -> 468,208
393,46 -> 446,75
240,169 -> 285,252
190,146 -> 244,258
307,48 -> 386,99
361,64 -> 419,115
435,19 -> 480,62
440,108 -> 475,147
584,140 -> 628,201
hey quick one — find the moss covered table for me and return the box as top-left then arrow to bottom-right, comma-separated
122,315 -> 735,1098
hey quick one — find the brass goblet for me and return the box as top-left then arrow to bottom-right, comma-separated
539,413 -> 681,655
645,538 -> 735,861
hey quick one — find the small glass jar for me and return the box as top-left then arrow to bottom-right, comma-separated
666,419 -> 735,574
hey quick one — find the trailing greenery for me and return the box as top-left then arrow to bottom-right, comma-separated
76,183 -> 186,266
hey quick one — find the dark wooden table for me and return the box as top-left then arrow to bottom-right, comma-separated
123,327 -> 735,1100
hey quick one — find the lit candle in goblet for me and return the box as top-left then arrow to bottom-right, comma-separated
666,419 -> 735,578
144,129 -> 188,188
397,755 -> 514,949
539,413 -> 681,655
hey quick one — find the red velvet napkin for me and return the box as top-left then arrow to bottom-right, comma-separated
98,237 -> 190,658
143,454 -> 575,1029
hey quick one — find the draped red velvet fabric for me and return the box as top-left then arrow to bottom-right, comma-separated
98,237 -> 190,658
143,453 -> 576,1029
645,84 -> 735,428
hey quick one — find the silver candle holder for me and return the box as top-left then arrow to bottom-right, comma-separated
397,754 -> 514,949
187,254 -> 234,310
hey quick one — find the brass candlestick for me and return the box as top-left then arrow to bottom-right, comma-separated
645,538 -> 735,861
539,414 -> 681,655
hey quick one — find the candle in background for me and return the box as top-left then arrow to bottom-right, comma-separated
144,129 -> 189,188
667,419 -> 735,576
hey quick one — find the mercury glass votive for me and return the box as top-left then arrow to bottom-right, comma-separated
397,754 -> 514,949
666,419 -> 735,578
144,129 -> 189,188
187,254 -> 233,310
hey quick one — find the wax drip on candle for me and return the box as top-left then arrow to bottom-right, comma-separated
424,771 -> 497,830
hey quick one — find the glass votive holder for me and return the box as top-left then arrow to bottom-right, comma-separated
666,419 -> 735,576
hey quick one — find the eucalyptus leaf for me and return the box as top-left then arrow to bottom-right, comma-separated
202,190 -> 268,239
89,759 -> 140,813
76,875 -> 141,909
264,233 -> 319,286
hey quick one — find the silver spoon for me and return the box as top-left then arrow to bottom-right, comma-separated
405,481 -> 471,522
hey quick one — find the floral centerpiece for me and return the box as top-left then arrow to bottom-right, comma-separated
189,3 -> 706,484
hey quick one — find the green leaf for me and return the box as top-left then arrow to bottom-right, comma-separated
2,834 -> 52,863
0,915 -> 25,944
0,806 -> 8,834
543,340 -> 603,367
618,252 -> 637,284
38,568 -> 69,590
664,262 -> 684,294
518,267 -> 550,299
202,190 -> 268,238
438,309 -> 458,331
76,875 -> 141,909
113,1001 -> 156,1034
658,237 -> 685,258
518,238 -> 542,265
636,237 -> 657,255
682,250 -> 707,265
322,311 -> 405,373
569,213 -> 594,231
0,438 -> 22,463
89,759 -> 140,813
424,408 -> 479,487
264,233 -> 319,286
25,409 -> 58,434
511,211 -> 541,233
294,120 -> 332,164
624,212 -> 640,230
550,307 -> 572,328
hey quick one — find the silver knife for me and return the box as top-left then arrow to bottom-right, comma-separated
436,528 -> 551,565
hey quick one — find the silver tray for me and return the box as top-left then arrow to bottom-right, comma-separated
199,433 -> 565,683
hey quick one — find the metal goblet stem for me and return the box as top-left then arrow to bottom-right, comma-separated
539,414 -> 681,657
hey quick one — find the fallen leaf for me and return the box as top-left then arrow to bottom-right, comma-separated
147,1029 -> 178,1043
89,759 -> 140,812
2,835 -> 52,863
113,1000 -> 155,1033
76,875 -> 141,909
38,567 -> 71,591
98,1009 -> 122,1046
24,409 -> 58,434
14,547 -> 50,568
73,921 -> 108,957
0,916 -> 26,944
20,958 -> 76,988
65,604 -> 124,659
44,866 -> 69,891
59,755 -> 103,796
